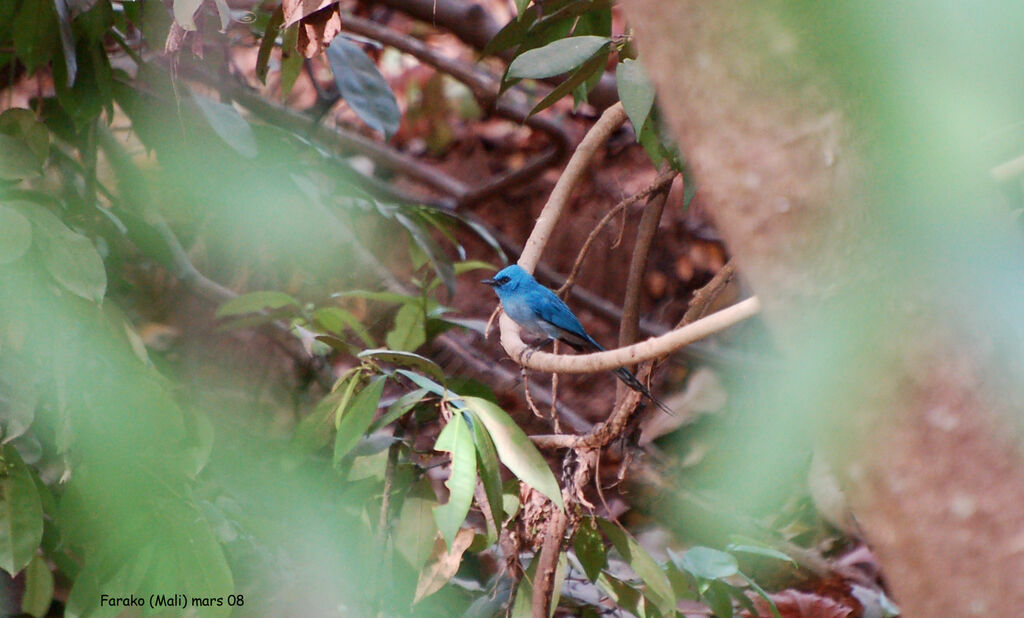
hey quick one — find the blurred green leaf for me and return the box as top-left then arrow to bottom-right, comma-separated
16,201 -> 106,302
595,571 -> 642,616
395,211 -> 456,298
386,302 -> 427,352
705,580 -> 734,618
0,446 -> 44,574
598,519 -> 674,613
573,516 -> 606,582
280,25 -> 301,97
469,413 -> 503,534
739,572 -> 782,618
215,290 -> 299,317
507,36 -> 611,79
678,546 -> 739,580
510,551 -> 538,618
12,0 -> 58,74
327,36 -> 401,139
514,0 -> 530,17
462,397 -> 562,509
313,306 -> 374,346
726,542 -> 796,565
333,375 -> 386,463
432,410 -> 476,548
0,205 -> 32,264
0,108 -> 51,163
0,134 -> 43,180
359,348 -> 445,382
617,60 -> 655,138
193,93 -> 259,159
395,478 -> 438,570
21,554 -> 53,617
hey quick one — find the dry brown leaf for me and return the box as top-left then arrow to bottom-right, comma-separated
282,0 -> 334,27
746,589 -> 856,618
413,527 -> 475,603
296,5 -> 342,58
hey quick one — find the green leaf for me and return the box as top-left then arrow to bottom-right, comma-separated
678,546 -> 739,580
370,388 -> 430,432
193,93 -> 259,158
469,413 -> 504,533
739,572 -> 782,618
333,289 -> 420,305
514,0 -> 530,17
395,211 -> 456,298
395,369 -> 447,398
705,580 -> 734,618
386,302 -> 427,352
0,205 -> 32,264
327,36 -> 401,139
507,35 -> 611,79
256,6 -> 284,84
597,519 -> 674,613
21,554 -> 53,617
595,571 -> 643,616
358,348 -> 445,382
0,134 -> 42,180
15,201 -> 106,302
617,59 -> 656,138
333,375 -> 386,463
573,516 -> 606,582
725,543 -> 796,565
312,306 -> 374,346
215,290 -> 299,317
510,551 -> 538,618
280,25 -> 301,97
432,411 -> 477,548
0,446 -> 44,573
12,0 -> 58,74
394,478 -> 438,570
0,108 -> 50,164
461,397 -> 562,509
528,47 -> 609,115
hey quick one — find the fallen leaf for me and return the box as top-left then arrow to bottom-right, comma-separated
413,527 -> 475,603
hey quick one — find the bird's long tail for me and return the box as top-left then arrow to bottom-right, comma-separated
612,367 -> 676,416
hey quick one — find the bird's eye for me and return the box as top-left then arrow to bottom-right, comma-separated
498,276 -> 511,284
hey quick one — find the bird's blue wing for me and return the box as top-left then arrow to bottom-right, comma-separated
526,287 -> 603,350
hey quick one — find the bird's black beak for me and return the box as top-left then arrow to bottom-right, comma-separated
481,278 -> 498,287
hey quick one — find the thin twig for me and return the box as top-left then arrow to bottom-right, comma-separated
680,259 -> 736,326
555,169 -> 676,297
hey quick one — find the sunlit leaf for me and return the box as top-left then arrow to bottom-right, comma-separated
0,446 -> 43,573
193,93 -> 259,159
386,303 -> 426,352
573,516 -> 606,582
333,375 -> 386,463
617,59 -> 656,138
461,397 -> 562,509
215,291 -> 299,317
172,0 -> 203,30
0,205 -> 32,264
507,35 -> 611,79
598,519 -> 674,613
432,411 -> 477,548
327,36 -> 401,139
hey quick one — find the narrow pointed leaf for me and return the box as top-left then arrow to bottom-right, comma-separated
528,47 -> 609,115
215,291 -> 299,317
462,397 -> 562,509
333,376 -> 386,462
432,411 -> 477,548
507,35 -> 611,79
617,59 -> 655,138
573,516 -> 606,582
327,36 -> 401,139
358,349 -> 445,383
598,519 -> 674,613
469,414 -> 504,532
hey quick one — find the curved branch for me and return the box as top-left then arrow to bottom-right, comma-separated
499,297 -> 761,374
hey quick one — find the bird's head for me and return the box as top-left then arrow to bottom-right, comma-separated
482,264 -> 532,296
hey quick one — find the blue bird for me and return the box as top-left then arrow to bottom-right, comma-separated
483,264 -> 674,415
